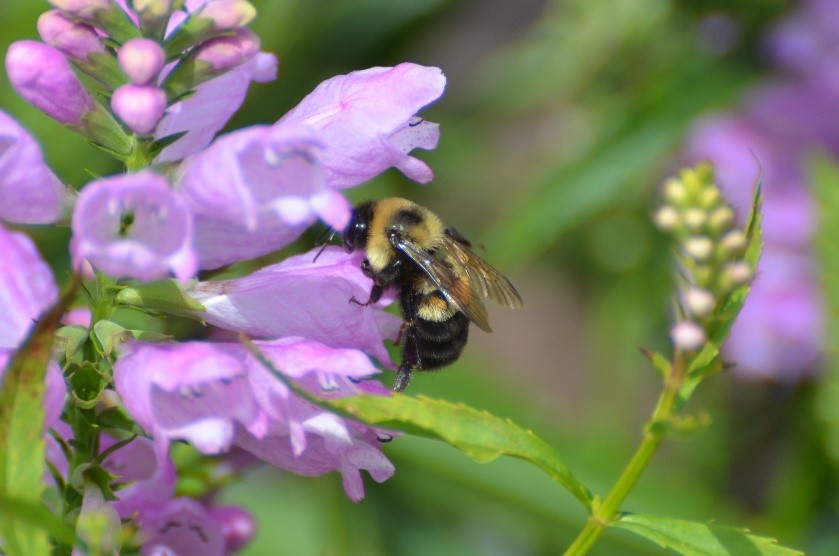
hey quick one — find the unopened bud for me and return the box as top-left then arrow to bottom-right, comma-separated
708,206 -> 734,232
38,10 -> 106,62
670,321 -> 706,351
653,206 -> 680,230
682,208 -> 707,232
197,0 -> 256,31
683,287 -> 715,318
719,230 -> 746,255
209,506 -> 257,552
48,0 -> 110,19
698,186 -> 721,209
683,236 -> 714,261
118,38 -> 166,85
722,261 -> 753,288
663,178 -> 687,205
111,84 -> 167,134
6,40 -> 94,125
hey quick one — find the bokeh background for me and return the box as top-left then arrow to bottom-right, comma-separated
3,0 -> 839,554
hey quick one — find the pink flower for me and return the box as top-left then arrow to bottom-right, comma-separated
154,52 -> 278,163
136,498 -> 226,556
37,10 -> 107,63
185,248 -> 402,365
0,223 -> 66,429
279,63 -> 446,188
0,110 -> 68,224
70,171 -> 197,281
6,40 -> 95,126
111,84 -> 168,134
178,123 -> 349,268
113,338 -> 395,501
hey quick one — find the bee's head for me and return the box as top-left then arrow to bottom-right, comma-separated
343,201 -> 375,253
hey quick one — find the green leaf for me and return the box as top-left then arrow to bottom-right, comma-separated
0,494 -> 79,549
640,348 -> 671,379
611,513 -> 803,556
242,338 -> 593,510
0,280 -> 78,555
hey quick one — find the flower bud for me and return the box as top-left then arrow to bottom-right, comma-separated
48,0 -> 110,19
111,84 -> 167,134
163,28 -> 260,100
653,205 -> 680,230
683,236 -> 714,261
6,41 -> 94,126
197,0 -> 256,31
118,38 -> 166,85
698,186 -> 721,209
38,10 -> 105,62
209,506 -> 257,552
719,230 -> 746,256
133,0 -> 174,38
663,178 -> 687,205
682,208 -> 707,232
722,261 -> 753,288
708,206 -> 734,233
670,321 -> 706,351
683,287 -> 715,318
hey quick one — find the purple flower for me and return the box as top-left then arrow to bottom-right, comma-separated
191,27 -> 261,73
113,337 -> 395,501
208,505 -> 256,553
0,223 -> 66,428
136,498 -> 226,556
118,38 -> 166,85
0,223 -> 59,350
278,63 -> 446,188
0,110 -> 68,224
37,10 -> 107,63
185,248 -> 402,365
111,84 -> 168,134
102,436 -> 176,519
70,171 -> 197,281
154,52 -> 278,163
725,249 -> 823,381
178,123 -> 350,268
6,40 -> 95,126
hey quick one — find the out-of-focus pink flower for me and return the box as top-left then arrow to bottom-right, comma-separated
70,171 -> 197,281
6,41 -> 95,126
102,436 -> 177,519
725,249 -> 823,381
185,248 -> 402,365
111,84 -> 167,134
0,111 -> 68,224
136,498 -> 226,556
38,10 -> 106,62
279,63 -> 446,188
113,337 -> 395,501
208,506 -> 256,552
0,224 -> 58,349
178,123 -> 350,268
118,38 -> 166,85
154,52 -> 278,163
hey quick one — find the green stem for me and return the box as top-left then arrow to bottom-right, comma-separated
564,356 -> 686,555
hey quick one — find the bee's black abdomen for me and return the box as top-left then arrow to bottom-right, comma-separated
413,312 -> 470,370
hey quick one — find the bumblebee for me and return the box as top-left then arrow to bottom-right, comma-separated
342,197 -> 522,392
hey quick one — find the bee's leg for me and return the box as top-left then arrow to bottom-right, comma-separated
394,320 -> 412,346
349,283 -> 383,306
393,364 -> 413,392
394,325 -> 419,392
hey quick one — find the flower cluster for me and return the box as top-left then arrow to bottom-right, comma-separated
653,164 -> 753,353
1,0 -> 447,553
684,0 -> 829,381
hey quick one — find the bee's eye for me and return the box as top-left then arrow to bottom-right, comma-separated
344,216 -> 368,252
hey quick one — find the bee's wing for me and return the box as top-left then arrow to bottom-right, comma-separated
390,235 -> 493,332
442,235 -> 523,310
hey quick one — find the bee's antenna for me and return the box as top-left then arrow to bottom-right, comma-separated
313,227 -> 336,262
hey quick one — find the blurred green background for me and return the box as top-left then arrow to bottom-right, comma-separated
3,0 -> 837,554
